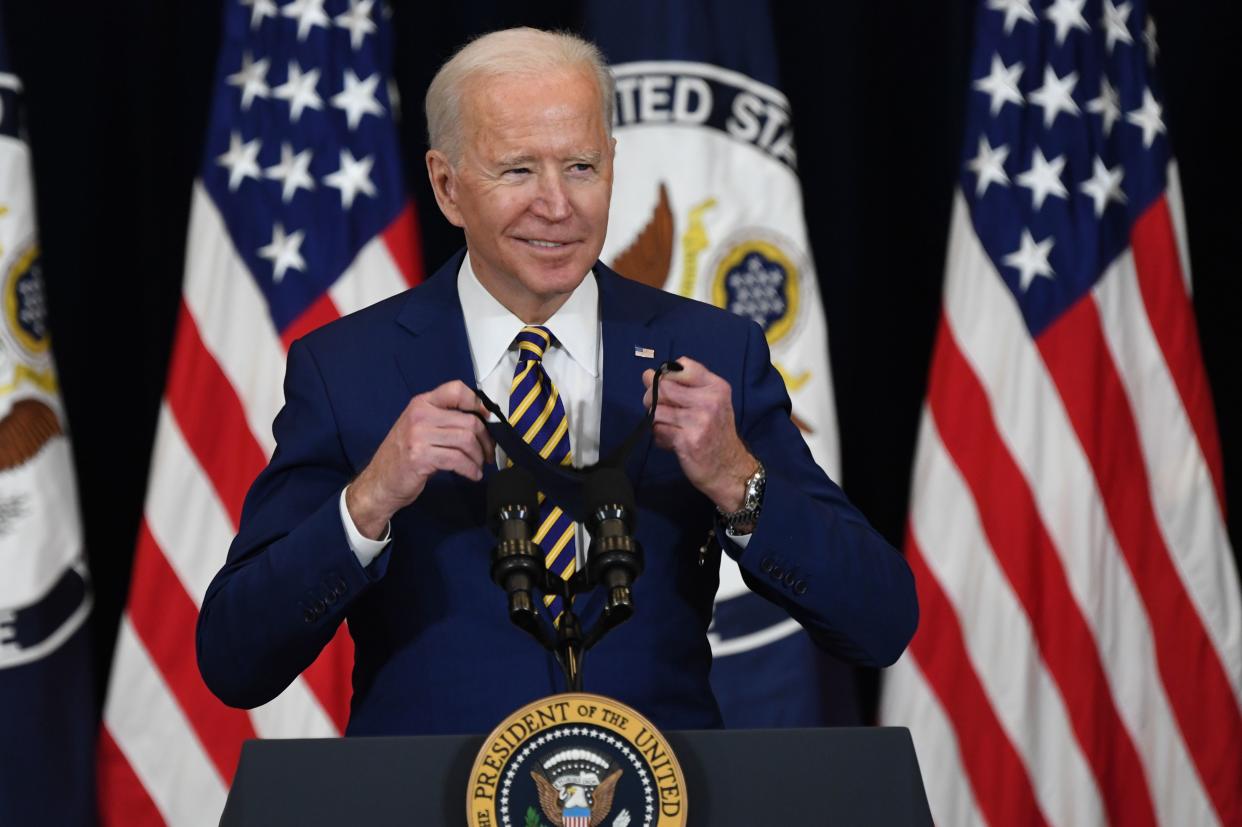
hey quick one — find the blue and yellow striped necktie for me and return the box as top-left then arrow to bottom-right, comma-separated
508,325 -> 576,624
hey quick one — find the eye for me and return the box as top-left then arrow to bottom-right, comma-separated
569,163 -> 594,174
503,167 -> 531,177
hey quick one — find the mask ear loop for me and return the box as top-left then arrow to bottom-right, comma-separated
648,358 -> 682,416
597,358 -> 681,469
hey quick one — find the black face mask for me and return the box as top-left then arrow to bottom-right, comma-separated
472,359 -> 682,524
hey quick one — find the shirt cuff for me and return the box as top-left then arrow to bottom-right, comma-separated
730,532 -> 752,549
339,486 -> 391,567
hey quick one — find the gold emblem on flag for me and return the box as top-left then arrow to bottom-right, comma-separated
1,238 -> 57,397
0,239 -> 60,471
3,241 -> 49,357
710,234 -> 802,346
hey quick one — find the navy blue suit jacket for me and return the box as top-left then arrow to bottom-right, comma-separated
196,252 -> 917,735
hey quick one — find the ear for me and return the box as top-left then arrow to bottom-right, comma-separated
601,135 -> 618,181
425,149 -> 465,228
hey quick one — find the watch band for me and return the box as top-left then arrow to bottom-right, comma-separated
717,461 -> 765,535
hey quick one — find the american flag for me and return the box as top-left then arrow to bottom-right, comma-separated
96,1 -> 421,823
880,1 -> 1242,825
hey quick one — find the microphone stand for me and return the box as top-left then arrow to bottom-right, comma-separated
554,602 -> 585,693
489,476 -> 643,693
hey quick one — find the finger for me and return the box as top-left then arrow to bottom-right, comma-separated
663,356 -> 717,388
398,415 -> 486,471
652,403 -> 688,430
470,392 -> 493,419
661,403 -> 715,439
420,379 -> 465,407
651,378 -> 685,407
650,376 -> 715,409
650,422 -> 678,452
439,410 -> 497,465
421,406 -> 490,434
427,425 -> 487,469
469,413 -> 497,463
425,379 -> 485,413
644,368 -> 679,409
646,363 -> 708,408
423,444 -> 486,482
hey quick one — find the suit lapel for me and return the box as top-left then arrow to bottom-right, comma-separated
392,249 -> 476,401
596,263 -> 670,483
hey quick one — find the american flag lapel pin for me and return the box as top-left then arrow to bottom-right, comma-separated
634,346 -> 655,359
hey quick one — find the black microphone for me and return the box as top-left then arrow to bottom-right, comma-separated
487,467 -> 544,630
584,467 -> 643,626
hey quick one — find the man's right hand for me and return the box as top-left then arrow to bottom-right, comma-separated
345,380 -> 495,539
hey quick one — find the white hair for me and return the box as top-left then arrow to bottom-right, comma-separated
424,27 -> 615,163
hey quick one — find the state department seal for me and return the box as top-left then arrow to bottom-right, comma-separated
709,232 -> 806,346
3,240 -> 49,358
467,693 -> 687,827
1,239 -> 60,472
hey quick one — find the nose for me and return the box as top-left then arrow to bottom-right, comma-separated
530,171 -> 571,222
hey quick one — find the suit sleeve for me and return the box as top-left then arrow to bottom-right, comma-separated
196,338 -> 390,709
719,321 -> 919,667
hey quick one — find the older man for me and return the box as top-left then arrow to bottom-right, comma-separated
196,28 -> 916,735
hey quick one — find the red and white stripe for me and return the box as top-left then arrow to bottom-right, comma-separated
881,181 -> 1242,826
98,180 -> 422,825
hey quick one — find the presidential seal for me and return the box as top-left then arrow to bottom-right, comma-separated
467,693 -> 687,827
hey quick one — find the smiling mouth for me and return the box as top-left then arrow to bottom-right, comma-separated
522,239 -> 571,248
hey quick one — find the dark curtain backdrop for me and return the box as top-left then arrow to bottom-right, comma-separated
2,0 -> 1237,722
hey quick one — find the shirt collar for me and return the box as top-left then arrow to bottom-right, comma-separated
456,252 -> 600,379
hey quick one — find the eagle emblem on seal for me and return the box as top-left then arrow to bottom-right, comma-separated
530,749 -> 623,827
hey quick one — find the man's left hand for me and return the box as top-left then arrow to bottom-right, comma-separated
642,357 -> 759,513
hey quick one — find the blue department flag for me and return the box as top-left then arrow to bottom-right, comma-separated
587,0 -> 857,727
0,12 -> 96,826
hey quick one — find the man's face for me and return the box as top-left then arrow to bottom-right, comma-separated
427,67 -> 615,322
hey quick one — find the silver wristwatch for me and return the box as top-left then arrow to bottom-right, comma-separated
717,461 -> 766,535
